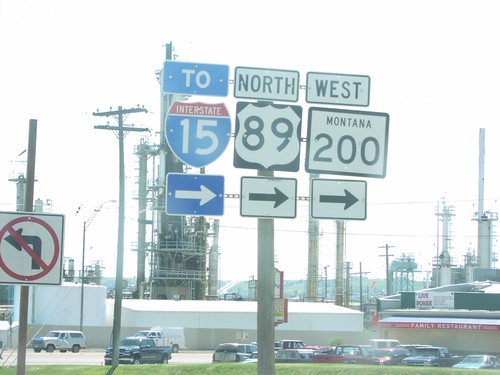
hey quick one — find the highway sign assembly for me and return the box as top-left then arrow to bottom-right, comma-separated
166,173 -> 224,216
305,107 -> 389,178
240,176 -> 297,218
0,211 -> 64,285
165,101 -> 231,168
310,179 -> 367,220
306,72 -> 370,106
233,101 -> 302,172
234,66 -> 300,102
162,61 -> 229,96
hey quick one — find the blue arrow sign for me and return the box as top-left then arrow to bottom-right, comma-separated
162,61 -> 229,96
166,102 -> 231,168
166,173 -> 224,216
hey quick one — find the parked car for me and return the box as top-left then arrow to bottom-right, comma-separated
275,349 -> 315,363
402,346 -> 462,367
212,343 -> 257,363
33,330 -> 87,353
312,345 -> 377,364
274,339 -> 305,350
372,347 -> 410,365
240,352 -> 258,363
452,355 -> 499,369
369,339 -> 401,348
104,337 -> 171,365
240,349 -> 315,364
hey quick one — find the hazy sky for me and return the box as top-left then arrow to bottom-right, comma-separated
1,0 -> 500,284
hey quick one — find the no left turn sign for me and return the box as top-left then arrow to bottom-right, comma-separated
0,212 -> 64,285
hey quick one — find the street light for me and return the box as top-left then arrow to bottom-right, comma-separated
80,200 -> 116,332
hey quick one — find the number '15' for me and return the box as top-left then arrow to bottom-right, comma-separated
180,119 -> 218,155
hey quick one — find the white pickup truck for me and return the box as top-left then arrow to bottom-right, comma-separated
134,326 -> 186,353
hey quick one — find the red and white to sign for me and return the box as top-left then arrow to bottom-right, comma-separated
0,212 -> 64,285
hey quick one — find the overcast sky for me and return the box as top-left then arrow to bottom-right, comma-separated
1,0 -> 500,284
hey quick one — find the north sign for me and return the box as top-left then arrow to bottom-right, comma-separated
310,179 -> 367,220
166,101 -> 231,168
306,72 -> 370,106
162,61 -> 229,96
240,176 -> 297,218
166,173 -> 224,216
305,107 -> 389,178
233,101 -> 302,172
0,212 -> 64,285
234,67 -> 300,102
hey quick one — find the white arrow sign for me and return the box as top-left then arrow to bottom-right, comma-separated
310,179 -> 367,220
174,185 -> 216,206
240,177 -> 297,218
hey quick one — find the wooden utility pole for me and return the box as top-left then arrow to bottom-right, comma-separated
379,244 -> 394,295
16,119 -> 37,375
93,106 -> 148,374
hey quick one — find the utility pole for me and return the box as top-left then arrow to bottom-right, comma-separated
350,262 -> 370,311
93,106 -> 148,374
379,244 -> 394,295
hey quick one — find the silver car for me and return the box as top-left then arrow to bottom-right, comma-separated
212,343 -> 257,363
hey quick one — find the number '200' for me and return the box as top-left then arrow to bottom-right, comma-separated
313,134 -> 380,165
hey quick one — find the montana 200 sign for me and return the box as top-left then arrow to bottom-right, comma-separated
306,107 -> 390,178
166,102 -> 231,168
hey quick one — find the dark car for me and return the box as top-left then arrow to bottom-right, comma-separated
312,345 -> 377,365
402,346 -> 462,367
372,347 -> 410,365
452,355 -> 499,369
212,343 -> 257,363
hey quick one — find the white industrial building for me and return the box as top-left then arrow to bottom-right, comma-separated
6,283 -> 370,349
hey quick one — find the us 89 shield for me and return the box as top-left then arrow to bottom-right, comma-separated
233,101 -> 302,172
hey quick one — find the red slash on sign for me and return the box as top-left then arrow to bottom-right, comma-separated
0,216 -> 60,282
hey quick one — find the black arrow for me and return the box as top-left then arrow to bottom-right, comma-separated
249,187 -> 289,208
5,228 -> 43,270
319,189 -> 359,210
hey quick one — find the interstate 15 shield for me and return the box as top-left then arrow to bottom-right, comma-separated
166,102 -> 232,168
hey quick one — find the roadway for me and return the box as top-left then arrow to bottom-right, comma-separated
0,349 -> 214,367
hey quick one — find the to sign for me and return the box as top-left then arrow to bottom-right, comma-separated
310,179 -> 367,220
234,67 -> 300,102
162,61 -> 229,96
233,101 -> 302,172
166,173 -> 224,216
306,72 -> 370,106
0,212 -> 64,285
166,102 -> 231,168
306,107 -> 389,178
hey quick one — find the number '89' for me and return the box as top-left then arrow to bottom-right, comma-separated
242,115 -> 294,152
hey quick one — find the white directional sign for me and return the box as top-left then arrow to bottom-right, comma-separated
310,179 -> 367,220
166,173 -> 224,216
306,72 -> 370,106
0,212 -> 64,285
240,177 -> 297,218
306,107 -> 389,178
166,101 -> 231,168
234,67 -> 300,102
162,61 -> 229,96
233,101 -> 302,172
